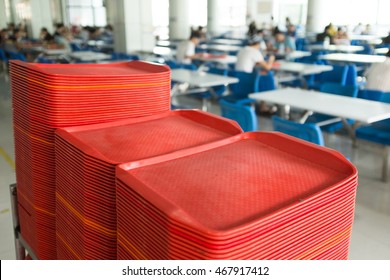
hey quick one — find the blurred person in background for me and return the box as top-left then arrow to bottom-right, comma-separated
176,31 -> 203,64
364,50 -> 390,92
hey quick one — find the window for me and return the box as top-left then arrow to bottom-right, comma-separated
66,0 -> 106,27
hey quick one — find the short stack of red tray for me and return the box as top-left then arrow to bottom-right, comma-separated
116,132 -> 358,260
10,60 -> 171,259
54,110 -> 242,259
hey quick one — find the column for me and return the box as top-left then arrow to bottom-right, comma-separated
109,0 -> 155,53
207,0 -> 221,36
0,0 -> 7,28
169,0 -> 191,40
306,0 -> 328,33
29,0 -> 54,38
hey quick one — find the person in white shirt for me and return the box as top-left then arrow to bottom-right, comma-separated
175,31 -> 202,64
235,36 -> 275,73
364,50 -> 390,92
235,36 -> 276,114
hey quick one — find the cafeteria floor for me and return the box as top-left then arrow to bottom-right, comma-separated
1,76 -> 389,260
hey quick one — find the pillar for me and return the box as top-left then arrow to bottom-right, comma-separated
110,0 -> 155,53
169,0 -> 191,40
0,0 -> 7,28
306,0 -> 328,33
207,0 -> 222,36
29,0 -> 54,38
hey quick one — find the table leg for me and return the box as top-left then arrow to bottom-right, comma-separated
298,110 -> 313,124
9,184 -> 26,260
382,146 -> 389,182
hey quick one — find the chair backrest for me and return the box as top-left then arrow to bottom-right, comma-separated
319,82 -> 358,97
112,52 -> 140,60
254,71 -> 276,92
345,64 -> 358,87
358,89 -> 385,101
272,115 -> 324,146
165,60 -> 180,69
36,56 -> 56,64
70,42 -> 82,51
219,99 -> 258,132
228,70 -> 258,99
0,48 -> 8,61
319,65 -> 348,85
7,51 -> 26,61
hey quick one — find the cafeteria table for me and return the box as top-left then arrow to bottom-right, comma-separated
208,38 -> 244,46
68,51 -> 112,63
171,69 -> 239,111
271,61 -> 333,87
193,54 -> 237,67
318,53 -> 386,64
197,44 -> 242,54
249,87 -> 390,137
308,44 -> 364,53
249,87 -> 390,181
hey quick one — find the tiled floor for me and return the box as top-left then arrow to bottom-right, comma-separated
1,76 -> 390,259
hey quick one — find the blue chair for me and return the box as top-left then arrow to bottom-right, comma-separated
111,52 -> 140,61
36,56 -> 57,64
358,89 -> 387,101
7,51 -> 27,61
254,71 -> 276,92
357,44 -> 374,55
0,48 -> 9,72
356,92 -> 390,181
219,99 -> 258,132
224,70 -> 259,102
306,83 -> 358,133
165,60 -> 197,70
272,115 -> 324,146
309,65 -> 349,90
320,82 -> 358,97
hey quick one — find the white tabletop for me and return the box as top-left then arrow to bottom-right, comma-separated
349,34 -> 383,44
286,51 -> 312,60
249,88 -> 390,124
375,48 -> 389,55
308,44 -> 364,53
69,51 -> 112,62
156,40 -> 179,48
272,61 -> 333,75
171,69 -> 239,88
209,39 -> 244,46
153,46 -> 176,56
198,44 -> 242,53
194,54 -> 237,65
44,48 -> 70,55
318,53 -> 386,64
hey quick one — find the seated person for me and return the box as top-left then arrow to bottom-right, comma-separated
270,30 -> 296,54
40,27 -> 54,43
235,36 -> 276,114
235,35 -> 275,73
316,26 -> 334,44
334,27 -> 350,45
364,50 -> 390,92
175,31 -> 203,64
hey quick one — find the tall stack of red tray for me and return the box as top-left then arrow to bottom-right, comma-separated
10,60 -> 171,259
54,110 -> 242,259
116,132 -> 358,260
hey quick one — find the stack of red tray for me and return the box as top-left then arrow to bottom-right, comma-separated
10,60 -> 171,259
116,132 -> 358,260
54,110 -> 242,259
